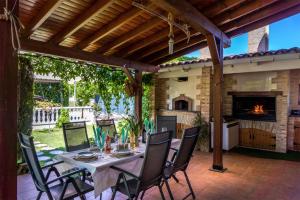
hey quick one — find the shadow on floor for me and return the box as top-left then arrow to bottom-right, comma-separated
230,147 -> 300,162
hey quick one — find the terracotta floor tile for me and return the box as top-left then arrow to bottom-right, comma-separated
17,151 -> 300,200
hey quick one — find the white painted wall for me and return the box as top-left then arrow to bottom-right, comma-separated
166,76 -> 199,111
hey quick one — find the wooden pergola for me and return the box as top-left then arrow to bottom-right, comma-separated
1,0 -> 300,198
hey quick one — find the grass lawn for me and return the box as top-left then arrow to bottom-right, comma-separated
32,125 -> 95,150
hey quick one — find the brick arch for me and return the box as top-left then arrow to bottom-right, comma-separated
172,94 -> 193,111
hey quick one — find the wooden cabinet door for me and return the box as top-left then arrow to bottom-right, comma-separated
240,128 -> 252,147
294,122 -> 300,150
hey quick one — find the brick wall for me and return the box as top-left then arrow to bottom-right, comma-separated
154,77 -> 169,110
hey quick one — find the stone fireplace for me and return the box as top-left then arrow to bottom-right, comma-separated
224,71 -> 289,153
231,92 -> 280,122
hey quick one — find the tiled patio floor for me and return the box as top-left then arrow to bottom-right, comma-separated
18,151 -> 300,200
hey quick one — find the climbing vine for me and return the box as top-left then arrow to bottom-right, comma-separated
20,53 -> 154,117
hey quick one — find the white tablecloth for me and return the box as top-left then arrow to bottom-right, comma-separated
56,139 -> 180,197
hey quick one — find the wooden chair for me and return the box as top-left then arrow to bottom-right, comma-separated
62,121 -> 90,152
18,133 -> 94,200
110,131 -> 173,200
163,127 -> 200,200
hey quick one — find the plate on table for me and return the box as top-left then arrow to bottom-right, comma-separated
74,152 -> 98,162
112,149 -> 134,157
77,151 -> 97,159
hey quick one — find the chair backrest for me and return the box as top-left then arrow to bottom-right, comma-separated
156,116 -> 177,138
96,119 -> 117,139
18,133 -> 49,193
173,127 -> 200,171
62,121 -> 90,152
139,131 -> 172,188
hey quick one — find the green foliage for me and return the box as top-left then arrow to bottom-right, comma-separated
142,85 -> 152,120
20,53 -> 154,115
34,100 -> 61,108
34,82 -> 67,104
167,56 -> 198,64
193,112 -> 209,141
18,57 -> 35,162
56,109 -> 70,128
124,115 -> 140,137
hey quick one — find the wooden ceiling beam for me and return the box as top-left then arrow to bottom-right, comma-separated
221,0 -> 300,33
22,0 -> 64,38
141,1 -> 299,64
50,0 -> 114,44
131,30 -> 198,60
20,39 -> 159,72
153,41 -> 207,65
149,0 -> 231,46
213,0 -> 279,26
227,4 -> 300,37
154,2 -> 300,65
202,0 -> 248,17
77,4 -> 151,50
124,0 -> 243,60
96,17 -> 162,54
145,35 -> 206,63
116,28 -> 170,57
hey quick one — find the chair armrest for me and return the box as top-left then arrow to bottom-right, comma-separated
110,166 -> 139,179
41,160 -> 64,169
46,168 -> 86,185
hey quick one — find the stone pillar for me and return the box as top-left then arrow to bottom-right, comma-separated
199,47 -> 211,59
248,26 -> 269,53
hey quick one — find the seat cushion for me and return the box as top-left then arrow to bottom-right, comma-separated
49,178 -> 94,200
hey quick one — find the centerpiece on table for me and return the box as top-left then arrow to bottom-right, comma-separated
125,115 -> 140,149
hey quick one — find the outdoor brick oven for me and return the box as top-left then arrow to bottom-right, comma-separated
172,94 -> 193,111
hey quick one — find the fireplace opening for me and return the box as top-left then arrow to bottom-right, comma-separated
232,96 -> 276,121
172,94 -> 193,111
175,100 -> 189,111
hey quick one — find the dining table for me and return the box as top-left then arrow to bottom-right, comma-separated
56,138 -> 181,198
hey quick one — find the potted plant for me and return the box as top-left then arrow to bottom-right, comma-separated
125,115 -> 140,148
193,112 -> 210,152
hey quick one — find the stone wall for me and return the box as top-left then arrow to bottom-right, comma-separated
248,26 -> 269,53
155,67 -> 212,122
288,117 -> 300,150
290,69 -> 300,110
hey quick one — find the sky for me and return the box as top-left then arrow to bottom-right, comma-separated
186,13 -> 300,58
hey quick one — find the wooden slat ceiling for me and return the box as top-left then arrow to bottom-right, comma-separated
19,0 -> 300,69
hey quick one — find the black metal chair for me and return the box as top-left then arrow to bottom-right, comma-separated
96,119 -> 117,142
163,126 -> 200,200
18,133 -> 94,200
62,121 -> 90,152
110,131 -> 173,200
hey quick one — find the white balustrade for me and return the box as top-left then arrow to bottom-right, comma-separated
32,106 -> 95,128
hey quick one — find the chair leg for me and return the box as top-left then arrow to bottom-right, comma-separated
140,190 -> 146,200
80,194 -> 87,200
99,193 -> 102,200
164,178 -> 174,200
111,188 -> 117,200
183,170 -> 195,199
158,185 -> 166,200
172,174 -> 179,183
36,191 -> 43,200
